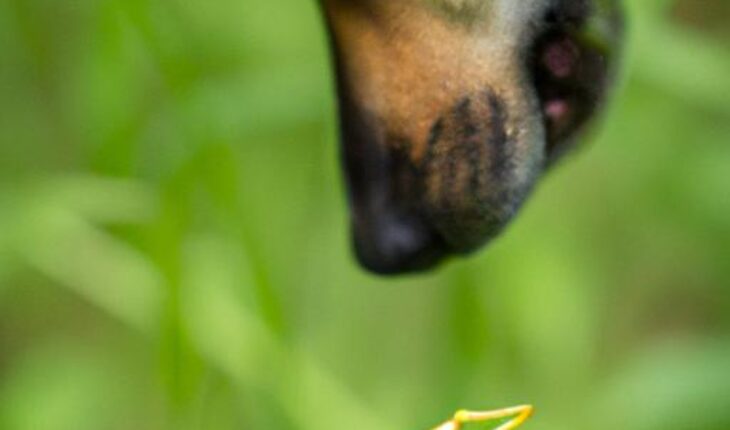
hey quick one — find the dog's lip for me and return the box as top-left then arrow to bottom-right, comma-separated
351,206 -> 451,274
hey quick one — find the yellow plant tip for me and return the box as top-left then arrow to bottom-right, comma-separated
454,409 -> 471,422
431,405 -> 534,430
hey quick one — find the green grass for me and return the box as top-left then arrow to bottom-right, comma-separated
0,1 -> 729,429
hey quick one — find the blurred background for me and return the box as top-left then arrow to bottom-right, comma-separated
0,0 -> 728,429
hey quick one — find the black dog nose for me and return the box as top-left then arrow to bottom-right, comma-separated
352,210 -> 446,275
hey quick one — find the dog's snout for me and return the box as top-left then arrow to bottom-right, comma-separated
323,0 -> 623,274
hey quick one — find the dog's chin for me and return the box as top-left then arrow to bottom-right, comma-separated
342,89 -> 545,276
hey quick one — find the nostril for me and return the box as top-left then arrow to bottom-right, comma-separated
353,212 -> 446,275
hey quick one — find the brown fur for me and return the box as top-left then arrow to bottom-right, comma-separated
322,0 -> 528,162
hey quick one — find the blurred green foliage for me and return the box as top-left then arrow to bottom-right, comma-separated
0,0 -> 729,429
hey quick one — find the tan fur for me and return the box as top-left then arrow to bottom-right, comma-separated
323,0 -> 537,162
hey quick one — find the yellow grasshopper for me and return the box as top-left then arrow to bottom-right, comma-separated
432,405 -> 534,430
